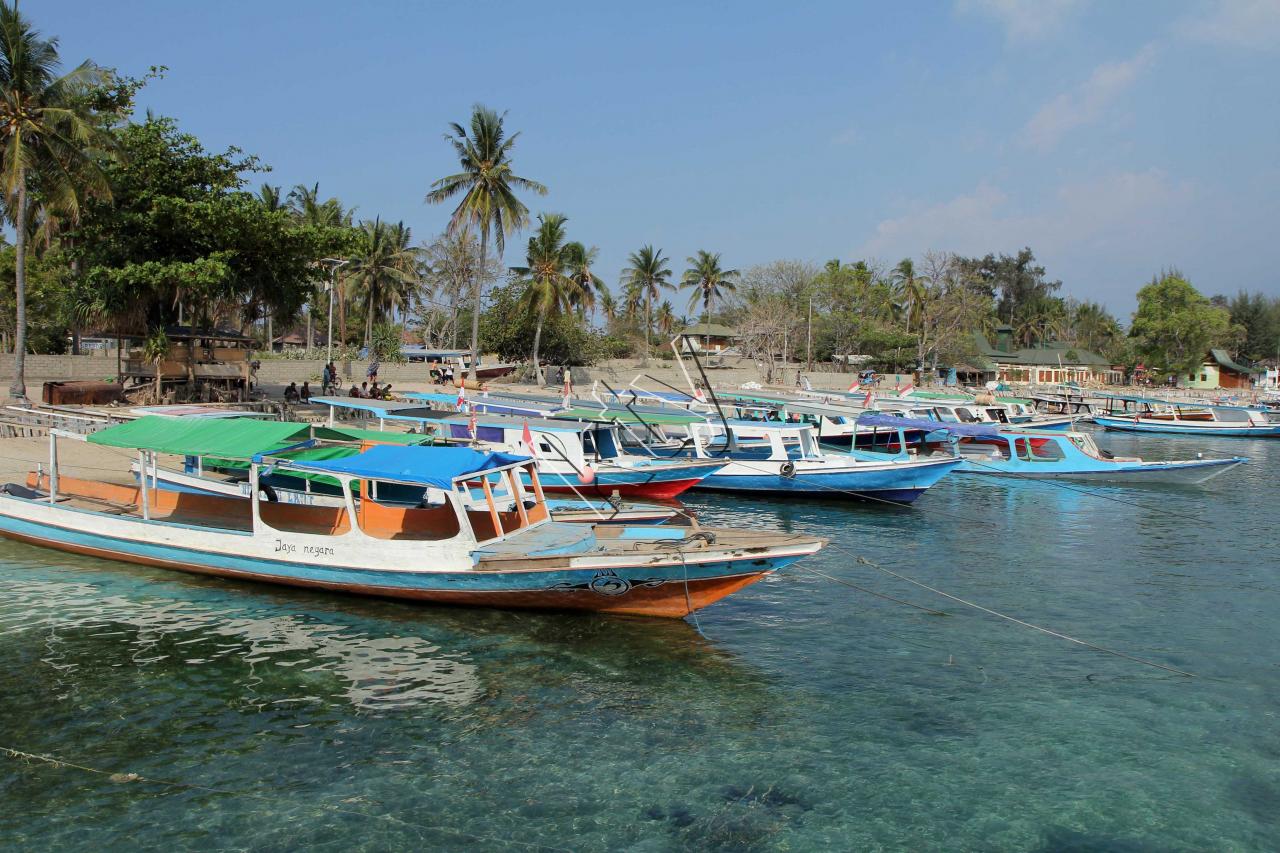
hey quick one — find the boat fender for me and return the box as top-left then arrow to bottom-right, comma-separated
259,484 -> 278,502
1099,449 -> 1114,459
780,460 -> 797,478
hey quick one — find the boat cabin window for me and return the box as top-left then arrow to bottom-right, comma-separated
1012,437 -> 1064,461
1214,408 -> 1251,423
356,491 -> 463,541
955,407 -> 979,423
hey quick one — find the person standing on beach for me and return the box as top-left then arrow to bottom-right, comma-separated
367,358 -> 379,385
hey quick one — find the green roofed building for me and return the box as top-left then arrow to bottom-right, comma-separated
971,330 -> 1125,385
1182,349 -> 1261,390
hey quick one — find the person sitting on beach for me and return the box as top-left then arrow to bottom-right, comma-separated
360,381 -> 369,398
300,381 -> 311,404
379,384 -> 393,400
349,383 -> 362,398
284,382 -> 299,403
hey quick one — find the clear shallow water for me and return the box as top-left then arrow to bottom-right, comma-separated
0,426 -> 1277,851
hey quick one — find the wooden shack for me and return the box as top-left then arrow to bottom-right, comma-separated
120,327 -> 255,401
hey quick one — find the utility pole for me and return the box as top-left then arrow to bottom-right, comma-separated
806,294 -> 813,372
321,258 -> 350,364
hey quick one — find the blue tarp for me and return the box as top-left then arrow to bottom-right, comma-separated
265,445 -> 531,488
857,413 -> 1001,438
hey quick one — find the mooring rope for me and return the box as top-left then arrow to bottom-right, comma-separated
0,746 -> 573,852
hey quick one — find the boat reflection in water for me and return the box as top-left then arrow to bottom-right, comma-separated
0,558 -> 754,715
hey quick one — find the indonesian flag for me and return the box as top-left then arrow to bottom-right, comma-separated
848,381 -> 861,393
522,422 -> 538,457
456,385 -> 467,411
693,388 -> 706,403
899,383 -> 914,397
562,374 -> 572,408
467,409 -> 477,438
863,389 -> 874,408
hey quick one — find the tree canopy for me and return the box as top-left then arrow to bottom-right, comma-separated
1129,272 -> 1233,373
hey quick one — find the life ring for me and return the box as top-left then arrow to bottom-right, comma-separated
259,483 -> 278,502
779,460 -> 797,479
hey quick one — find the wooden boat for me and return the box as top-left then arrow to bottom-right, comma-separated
0,425 -> 822,617
141,460 -> 681,524
854,414 -> 1247,484
1093,395 -> 1280,437
313,398 -> 725,500
642,420 -> 962,503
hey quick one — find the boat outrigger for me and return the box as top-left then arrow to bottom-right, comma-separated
0,423 -> 824,617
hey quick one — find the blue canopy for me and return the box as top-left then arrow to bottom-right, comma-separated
857,413 -> 1001,438
263,444 -> 530,488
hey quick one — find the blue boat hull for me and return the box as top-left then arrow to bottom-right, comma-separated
1094,416 -> 1280,437
0,505 -> 803,616
694,459 -> 961,504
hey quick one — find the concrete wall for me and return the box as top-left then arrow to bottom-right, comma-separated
0,352 -> 910,394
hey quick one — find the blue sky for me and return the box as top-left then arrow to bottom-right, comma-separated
42,0 -> 1280,316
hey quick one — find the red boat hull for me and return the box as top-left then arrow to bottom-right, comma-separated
540,477 -> 701,500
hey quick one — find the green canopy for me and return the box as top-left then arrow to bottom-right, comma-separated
552,407 -> 706,426
88,416 -> 427,458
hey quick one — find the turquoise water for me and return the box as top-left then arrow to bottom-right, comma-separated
1,426 -> 1277,851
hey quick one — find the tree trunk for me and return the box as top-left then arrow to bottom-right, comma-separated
469,230 -> 488,381
305,303 -> 313,355
643,287 -> 652,366
531,307 -> 546,385
704,290 -> 711,352
9,170 -> 28,399
364,291 -> 374,352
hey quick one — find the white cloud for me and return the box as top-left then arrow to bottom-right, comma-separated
956,0 -> 1086,42
857,171 -> 1195,305
1021,45 -> 1156,150
1176,0 -> 1280,50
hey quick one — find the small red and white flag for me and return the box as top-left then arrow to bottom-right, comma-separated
848,381 -> 861,393
863,389 -> 874,408
467,409 -> 477,438
693,388 -> 706,403
899,383 -> 914,397
562,374 -> 572,408
521,422 -> 538,457
456,385 -> 467,411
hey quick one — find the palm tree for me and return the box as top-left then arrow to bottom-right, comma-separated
426,105 -> 546,379
258,183 -> 286,212
510,213 -> 572,384
563,241 -> 604,321
289,183 -> 352,344
892,258 -> 927,336
599,291 -> 617,325
348,218 -> 420,350
0,3 -> 113,398
141,327 -> 168,403
682,250 -> 739,351
620,245 -> 673,362
656,300 -> 675,336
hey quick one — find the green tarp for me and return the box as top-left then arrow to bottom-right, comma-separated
552,407 -> 705,426
88,415 -> 427,458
